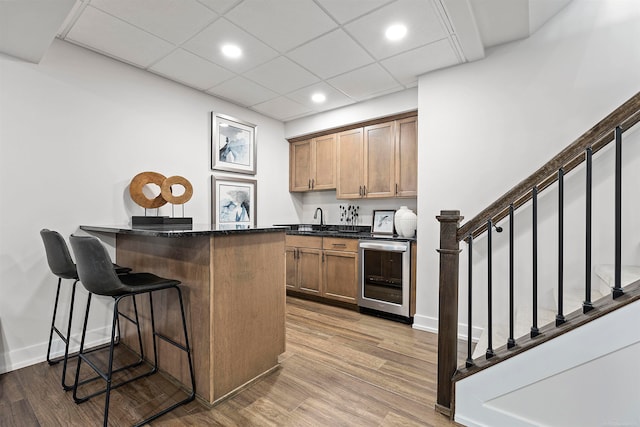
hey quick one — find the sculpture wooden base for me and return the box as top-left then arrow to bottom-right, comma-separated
132,216 -> 192,228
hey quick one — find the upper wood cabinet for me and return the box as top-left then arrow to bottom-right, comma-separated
290,113 -> 417,198
336,128 -> 364,199
336,116 -> 417,199
289,140 -> 312,192
363,121 -> 396,198
395,116 -> 418,197
289,134 -> 336,192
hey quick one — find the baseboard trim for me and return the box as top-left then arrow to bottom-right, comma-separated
0,325 -> 112,374
412,314 -> 482,342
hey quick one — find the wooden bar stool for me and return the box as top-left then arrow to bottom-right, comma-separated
40,229 -> 133,391
69,234 -> 195,427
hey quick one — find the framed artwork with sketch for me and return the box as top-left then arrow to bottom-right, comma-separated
211,176 -> 256,229
372,210 -> 395,234
211,113 -> 257,175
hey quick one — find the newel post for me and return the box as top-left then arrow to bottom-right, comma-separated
435,210 -> 463,417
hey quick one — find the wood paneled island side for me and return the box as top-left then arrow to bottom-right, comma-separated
80,225 -> 286,405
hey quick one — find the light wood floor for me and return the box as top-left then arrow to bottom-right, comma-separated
1,297 -> 463,426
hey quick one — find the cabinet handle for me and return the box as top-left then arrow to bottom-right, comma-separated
363,185 -> 367,196
312,179 -> 315,189
322,252 -> 325,262
396,183 -> 398,195
359,186 -> 362,196
332,243 -> 346,248
308,179 -> 311,189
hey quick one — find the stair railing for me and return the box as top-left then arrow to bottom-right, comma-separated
435,92 -> 640,417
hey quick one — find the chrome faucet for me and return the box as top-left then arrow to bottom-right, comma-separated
313,207 -> 324,226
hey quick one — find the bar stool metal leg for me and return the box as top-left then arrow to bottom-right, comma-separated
72,294 -> 148,404
46,277 -> 79,391
131,287 -> 196,427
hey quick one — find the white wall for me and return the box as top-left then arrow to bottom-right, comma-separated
455,299 -> 640,427
415,0 -> 640,337
0,39 -> 298,373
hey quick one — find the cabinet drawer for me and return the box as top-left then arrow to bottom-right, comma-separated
285,235 -> 323,249
322,237 -> 358,252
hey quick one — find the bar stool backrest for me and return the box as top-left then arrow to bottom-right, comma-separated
69,235 -> 126,297
40,229 -> 78,280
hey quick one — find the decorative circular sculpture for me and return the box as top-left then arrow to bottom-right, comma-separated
160,175 -> 193,205
129,171 -> 168,209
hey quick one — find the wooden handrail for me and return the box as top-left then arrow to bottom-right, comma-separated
457,92 -> 640,241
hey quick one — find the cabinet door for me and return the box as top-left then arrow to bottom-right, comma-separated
298,248 -> 322,294
323,250 -> 358,304
395,117 -> 417,197
285,247 -> 298,290
364,122 -> 395,198
336,128 -> 364,199
312,134 -> 336,190
290,140 -> 312,192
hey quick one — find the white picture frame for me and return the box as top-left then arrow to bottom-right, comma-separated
211,113 -> 257,175
211,176 -> 257,228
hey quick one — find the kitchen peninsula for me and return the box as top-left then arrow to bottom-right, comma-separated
80,225 -> 285,405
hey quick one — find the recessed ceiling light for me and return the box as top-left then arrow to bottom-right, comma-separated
311,93 -> 326,103
221,44 -> 242,59
385,24 -> 407,41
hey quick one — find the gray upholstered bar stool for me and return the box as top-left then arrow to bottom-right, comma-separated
40,229 -> 133,391
69,234 -> 195,427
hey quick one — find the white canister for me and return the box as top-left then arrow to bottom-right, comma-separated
394,206 -> 417,237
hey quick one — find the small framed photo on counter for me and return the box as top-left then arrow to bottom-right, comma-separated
372,210 -> 395,235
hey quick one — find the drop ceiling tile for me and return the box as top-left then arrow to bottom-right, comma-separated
315,0 -> 391,24
287,29 -> 374,79
327,63 -> 402,100
207,76 -> 278,107
0,0 -> 75,63
57,0 -> 85,38
345,0 -> 448,60
286,82 -> 355,112
197,0 -> 240,14
65,5 -> 175,68
251,96 -> 313,122
244,56 -> 319,95
183,18 -> 279,73
225,0 -> 337,52
150,48 -> 234,90
382,38 -> 460,85
89,0 -> 217,44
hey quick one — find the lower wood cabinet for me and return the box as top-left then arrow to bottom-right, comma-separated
286,236 -> 322,295
322,237 -> 358,304
285,235 -> 358,305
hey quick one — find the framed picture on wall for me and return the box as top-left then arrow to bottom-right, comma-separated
211,176 -> 256,228
372,210 -> 395,234
211,113 -> 257,175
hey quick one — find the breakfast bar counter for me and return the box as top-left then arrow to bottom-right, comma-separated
80,225 -> 286,405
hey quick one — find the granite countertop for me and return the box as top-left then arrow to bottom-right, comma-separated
279,224 -> 416,242
80,224 -> 287,238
